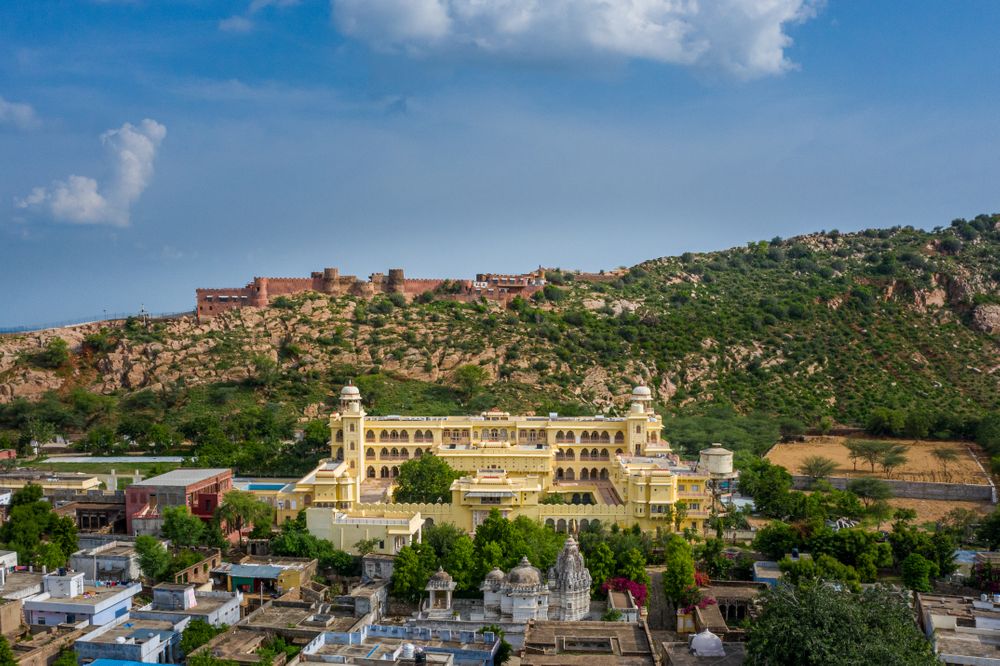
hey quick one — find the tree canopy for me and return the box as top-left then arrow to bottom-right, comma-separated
746,583 -> 937,665
393,454 -> 460,504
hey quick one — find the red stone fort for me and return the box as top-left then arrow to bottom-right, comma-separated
196,267 -> 548,320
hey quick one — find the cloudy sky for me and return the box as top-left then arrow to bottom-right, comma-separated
1,1 -> 999,326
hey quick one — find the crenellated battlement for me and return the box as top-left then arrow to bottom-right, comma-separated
195,265 -> 549,320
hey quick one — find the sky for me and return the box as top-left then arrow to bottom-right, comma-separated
1,1 -> 999,327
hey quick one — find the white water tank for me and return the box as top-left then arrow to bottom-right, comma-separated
699,445 -> 734,476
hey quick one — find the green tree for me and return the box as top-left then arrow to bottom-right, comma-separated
904,411 -> 932,439
394,454 -> 460,504
798,455 -> 837,482
753,521 -> 799,560
661,535 -> 695,608
354,538 -> 380,557
846,477 -> 893,508
901,553 -> 936,593
443,535 -> 476,592
672,501 -> 689,532
854,440 -> 891,473
617,548 -> 649,586
932,447 -> 959,480
135,535 -> 171,581
480,624 -> 512,666
453,364 -> 488,400
978,507 -> 1000,550
216,490 -> 273,548
180,618 -> 227,654
161,506 -> 206,547
747,583 -> 937,665
49,650 -> 78,666
32,337 -> 70,369
587,542 -> 616,591
392,545 -> 430,602
0,635 -> 16,666
879,449 -> 908,479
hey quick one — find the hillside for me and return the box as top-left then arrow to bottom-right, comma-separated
1,215 -> 999,471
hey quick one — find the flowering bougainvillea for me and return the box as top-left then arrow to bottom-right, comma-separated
602,577 -> 648,607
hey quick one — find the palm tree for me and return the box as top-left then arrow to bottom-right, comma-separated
798,455 -> 838,482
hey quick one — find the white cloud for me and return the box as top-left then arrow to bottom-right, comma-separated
0,95 -> 40,130
331,0 -> 820,78
219,15 -> 255,33
16,119 -> 166,227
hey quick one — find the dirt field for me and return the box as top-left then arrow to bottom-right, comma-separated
766,436 -> 989,485
887,497 -> 993,524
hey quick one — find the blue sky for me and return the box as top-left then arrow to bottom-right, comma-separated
1,1 -> 999,326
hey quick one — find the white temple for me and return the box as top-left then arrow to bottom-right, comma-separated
481,536 -> 592,623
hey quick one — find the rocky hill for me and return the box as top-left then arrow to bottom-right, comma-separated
1,215 -> 999,468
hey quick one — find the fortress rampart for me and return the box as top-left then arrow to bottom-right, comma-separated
196,266 -> 547,320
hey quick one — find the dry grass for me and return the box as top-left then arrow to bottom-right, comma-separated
886,497 -> 993,524
766,435 -> 989,485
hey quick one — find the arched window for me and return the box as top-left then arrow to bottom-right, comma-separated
580,449 -> 590,460
556,431 -> 565,443
580,432 -> 590,443
600,469 -> 609,480
379,431 -> 389,442
391,466 -> 399,478
367,466 -> 376,478
367,448 -> 375,457
400,431 -> 409,442
381,447 -> 389,457
401,449 -> 410,458
380,467 -> 389,478
591,448 -> 599,458
391,447 -> 398,457
580,469 -> 589,480
366,430 -> 376,442
615,448 -> 623,456
390,430 -> 399,442
414,448 -> 422,457
615,432 -> 624,443
566,468 -> 575,480
591,467 -> 598,479
424,430 -> 433,441
335,430 -> 343,442
336,447 -> 343,461
556,468 -> 564,479
600,448 -> 609,459
600,432 -> 610,442
565,449 -> 575,460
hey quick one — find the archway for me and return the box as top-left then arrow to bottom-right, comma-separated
600,469 -> 609,480
545,518 -> 555,529
571,493 -> 582,504
380,467 -> 389,478
591,467 -> 598,479
367,448 -> 376,458
557,519 -> 567,532
580,469 -> 589,480
556,468 -> 564,480
391,466 -> 399,478
367,466 -> 376,478
566,468 -> 575,481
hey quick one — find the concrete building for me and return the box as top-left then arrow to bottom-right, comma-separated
260,383 -> 729,552
299,624 -> 500,666
519,620 -> 659,665
917,592 -> 1000,665
10,623 -> 90,666
211,556 -> 318,596
0,570 -> 45,601
70,541 -> 142,583
125,468 -> 233,536
0,470 -> 101,493
23,571 -> 142,627
131,583 -> 242,627
74,614 -> 189,664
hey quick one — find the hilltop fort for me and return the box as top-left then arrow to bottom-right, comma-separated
195,267 -> 551,320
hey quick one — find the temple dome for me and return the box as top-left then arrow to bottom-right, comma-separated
690,629 -> 725,657
428,567 -> 453,586
507,557 -> 542,587
485,567 -> 506,583
341,384 -> 361,397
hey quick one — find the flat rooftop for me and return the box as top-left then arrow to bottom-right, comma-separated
83,618 -> 177,644
520,620 -> 657,666
663,641 -> 747,665
138,593 -> 236,618
312,634 -> 479,661
28,583 -> 139,608
935,632 -> 1000,660
241,602 -> 359,632
130,468 -> 230,487
0,571 -> 45,599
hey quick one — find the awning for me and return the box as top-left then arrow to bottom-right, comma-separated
464,491 -> 515,498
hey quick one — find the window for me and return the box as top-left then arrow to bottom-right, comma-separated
677,484 -> 686,491
635,425 -> 641,434
691,484 -> 700,492
349,423 -> 356,432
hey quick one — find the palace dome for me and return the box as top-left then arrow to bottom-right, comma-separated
507,557 -> 542,587
341,384 -> 361,397
631,385 -> 652,399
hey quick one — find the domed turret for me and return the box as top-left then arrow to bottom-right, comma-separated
485,567 -> 505,583
427,567 -> 454,588
340,381 -> 362,414
630,385 -> 652,413
507,557 -> 542,588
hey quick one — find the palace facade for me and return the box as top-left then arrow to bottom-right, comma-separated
251,383 -> 733,555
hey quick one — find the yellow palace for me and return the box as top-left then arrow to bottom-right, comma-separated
249,383 -> 734,556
